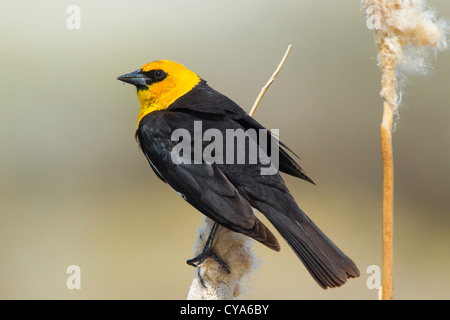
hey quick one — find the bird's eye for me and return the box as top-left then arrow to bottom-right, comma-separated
153,69 -> 166,80
141,69 -> 167,85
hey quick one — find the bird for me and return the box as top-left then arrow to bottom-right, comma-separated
117,60 -> 360,289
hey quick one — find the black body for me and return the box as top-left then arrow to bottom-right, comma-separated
136,81 -> 360,288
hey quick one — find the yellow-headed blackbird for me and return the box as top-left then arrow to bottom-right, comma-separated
117,60 -> 360,289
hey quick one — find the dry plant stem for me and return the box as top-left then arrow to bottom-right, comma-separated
249,44 -> 292,117
362,0 -> 449,301
381,101 -> 394,301
380,41 -> 396,301
187,45 -> 293,300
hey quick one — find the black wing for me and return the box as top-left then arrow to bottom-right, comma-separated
167,82 -> 315,184
137,111 -> 279,251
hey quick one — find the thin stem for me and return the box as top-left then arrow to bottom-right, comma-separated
379,39 -> 396,300
381,101 -> 394,300
249,45 -> 293,117
378,39 -> 396,301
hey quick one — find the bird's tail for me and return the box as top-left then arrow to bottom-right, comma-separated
255,201 -> 360,289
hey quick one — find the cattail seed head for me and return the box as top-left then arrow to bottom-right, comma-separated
362,0 -> 449,110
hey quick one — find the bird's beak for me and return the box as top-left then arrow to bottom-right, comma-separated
117,69 -> 148,88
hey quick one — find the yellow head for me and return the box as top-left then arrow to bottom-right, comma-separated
117,60 -> 201,127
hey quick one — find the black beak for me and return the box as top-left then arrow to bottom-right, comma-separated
117,69 -> 148,88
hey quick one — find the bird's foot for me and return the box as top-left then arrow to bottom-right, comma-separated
186,221 -> 230,287
187,248 -> 230,274
187,248 -> 230,288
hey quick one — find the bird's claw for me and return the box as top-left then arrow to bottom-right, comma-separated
187,249 -> 231,288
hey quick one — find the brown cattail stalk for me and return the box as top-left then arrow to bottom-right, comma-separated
362,0 -> 448,300
379,39 -> 396,301
381,101 -> 394,300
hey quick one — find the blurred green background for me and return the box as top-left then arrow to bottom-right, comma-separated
1,0 -> 449,300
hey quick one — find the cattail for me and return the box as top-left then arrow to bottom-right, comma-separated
362,0 -> 448,112
361,0 -> 449,300
187,217 -> 258,300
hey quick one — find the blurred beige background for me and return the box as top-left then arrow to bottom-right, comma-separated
1,0 -> 449,300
